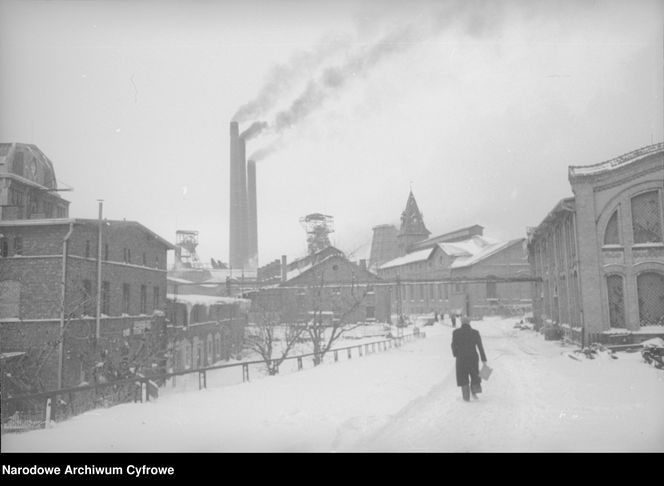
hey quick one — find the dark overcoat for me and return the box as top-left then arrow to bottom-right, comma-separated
451,324 -> 487,387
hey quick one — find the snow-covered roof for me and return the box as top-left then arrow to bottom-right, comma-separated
451,239 -> 524,269
438,235 -> 496,257
167,276 -> 193,284
379,247 -> 434,270
1,351 -> 26,360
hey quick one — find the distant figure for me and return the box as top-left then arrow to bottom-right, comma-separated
451,316 -> 487,402
450,313 -> 457,328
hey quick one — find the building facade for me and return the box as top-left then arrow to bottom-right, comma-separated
251,247 -> 384,326
373,192 -> 532,318
0,143 -> 69,221
166,295 -> 249,372
529,142 -> 664,344
0,218 -> 174,392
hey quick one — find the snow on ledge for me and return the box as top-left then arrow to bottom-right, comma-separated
633,326 -> 664,335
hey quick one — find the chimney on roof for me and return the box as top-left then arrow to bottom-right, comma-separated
281,255 -> 287,283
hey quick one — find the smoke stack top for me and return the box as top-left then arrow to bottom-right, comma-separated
230,121 -> 239,137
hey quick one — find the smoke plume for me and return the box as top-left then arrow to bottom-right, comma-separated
231,33 -> 352,123
240,121 -> 268,140
248,0 -> 509,160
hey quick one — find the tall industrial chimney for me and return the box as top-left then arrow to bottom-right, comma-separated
229,121 -> 244,269
237,135 -> 249,268
247,159 -> 258,269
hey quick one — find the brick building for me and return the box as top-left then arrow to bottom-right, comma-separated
528,142 -> 664,344
251,246 -> 384,325
0,218 -> 174,392
0,143 -> 69,221
373,192 -> 532,318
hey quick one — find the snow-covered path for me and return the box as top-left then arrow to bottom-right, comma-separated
354,320 -> 664,452
3,318 -> 664,452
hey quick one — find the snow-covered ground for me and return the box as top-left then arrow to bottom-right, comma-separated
3,317 -> 664,452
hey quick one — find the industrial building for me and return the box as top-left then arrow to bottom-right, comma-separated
372,191 -> 532,318
528,142 -> 664,345
250,246 -> 383,326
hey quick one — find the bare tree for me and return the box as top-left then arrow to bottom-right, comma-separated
245,295 -> 304,375
304,273 -> 370,366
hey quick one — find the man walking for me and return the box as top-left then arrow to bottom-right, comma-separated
451,316 -> 487,401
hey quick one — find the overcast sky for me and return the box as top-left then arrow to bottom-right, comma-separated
1,0 -> 662,266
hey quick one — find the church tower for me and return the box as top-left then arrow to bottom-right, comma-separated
397,190 -> 430,255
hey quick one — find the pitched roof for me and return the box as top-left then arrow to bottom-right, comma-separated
0,218 -> 175,249
450,238 -> 525,269
379,247 -> 435,269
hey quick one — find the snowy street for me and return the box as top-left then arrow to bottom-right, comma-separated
3,317 -> 664,452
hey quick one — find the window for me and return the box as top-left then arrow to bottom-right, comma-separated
0,239 -> 8,257
83,280 -> 94,316
123,248 -> 131,264
101,281 -> 110,315
604,211 -> 620,245
636,272 -> 664,326
140,285 -> 147,314
631,191 -> 663,244
153,286 -> 160,310
122,283 -> 130,314
13,237 -> 22,256
85,240 -> 91,258
142,252 -> 147,266
606,275 -> 625,328
155,256 -> 160,268
487,281 -> 497,299
366,306 -> 375,319
104,244 -> 109,261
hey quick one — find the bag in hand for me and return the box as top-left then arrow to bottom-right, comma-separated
480,363 -> 493,380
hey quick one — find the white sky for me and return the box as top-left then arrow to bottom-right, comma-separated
1,0 -> 662,265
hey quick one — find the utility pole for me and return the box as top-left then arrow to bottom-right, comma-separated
95,200 -> 103,342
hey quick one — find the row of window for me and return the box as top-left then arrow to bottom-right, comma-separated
80,280 -> 160,316
604,190 -> 663,246
0,237 -> 161,270
83,241 -> 161,268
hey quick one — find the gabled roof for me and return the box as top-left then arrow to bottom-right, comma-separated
284,252 -> 378,284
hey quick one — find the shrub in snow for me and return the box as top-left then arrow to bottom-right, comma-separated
641,340 -> 664,369
566,343 -> 617,361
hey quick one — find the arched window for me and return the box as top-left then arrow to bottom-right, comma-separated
604,210 -> 620,245
631,191 -> 663,244
606,275 -> 625,328
637,272 -> 664,327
